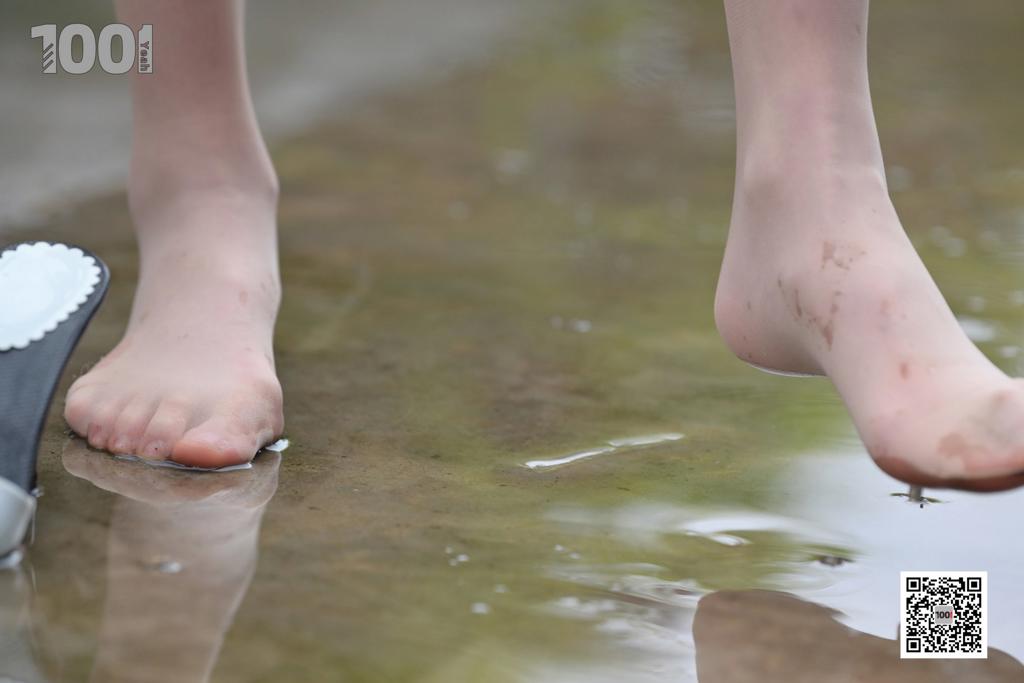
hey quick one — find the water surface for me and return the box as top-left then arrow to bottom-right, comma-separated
8,0 -> 1024,680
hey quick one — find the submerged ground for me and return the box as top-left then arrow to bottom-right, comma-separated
5,1 -> 1024,681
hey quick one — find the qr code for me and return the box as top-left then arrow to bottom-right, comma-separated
900,571 -> 987,659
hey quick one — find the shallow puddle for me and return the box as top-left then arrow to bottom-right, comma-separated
5,0 -> 1024,680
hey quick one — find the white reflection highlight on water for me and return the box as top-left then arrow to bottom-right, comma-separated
783,447 -> 1024,661
531,442 -> 1024,681
524,434 -> 684,471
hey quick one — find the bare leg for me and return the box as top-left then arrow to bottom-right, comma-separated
64,0 -> 283,467
715,0 -> 1024,490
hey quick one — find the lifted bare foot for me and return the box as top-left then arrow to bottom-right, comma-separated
716,167 -> 1024,491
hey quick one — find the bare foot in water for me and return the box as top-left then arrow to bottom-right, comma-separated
716,0 -> 1024,492
64,191 -> 283,468
63,0 -> 283,468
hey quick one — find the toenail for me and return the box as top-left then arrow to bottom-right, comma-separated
142,441 -> 165,458
110,437 -> 130,453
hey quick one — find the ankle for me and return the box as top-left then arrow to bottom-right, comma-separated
132,244 -> 283,323
735,86 -> 887,198
129,165 -> 277,218
127,129 -> 278,220
126,159 -> 281,312
734,153 -> 890,217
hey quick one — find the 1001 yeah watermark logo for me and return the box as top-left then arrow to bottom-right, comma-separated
31,24 -> 152,74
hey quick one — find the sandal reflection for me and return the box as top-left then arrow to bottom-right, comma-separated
62,438 -> 281,683
0,562 -> 48,682
694,590 -> 1023,683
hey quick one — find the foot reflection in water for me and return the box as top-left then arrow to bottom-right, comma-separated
693,590 -> 1023,683
61,438 -> 281,683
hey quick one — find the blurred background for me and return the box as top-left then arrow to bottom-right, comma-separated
0,0 -> 543,227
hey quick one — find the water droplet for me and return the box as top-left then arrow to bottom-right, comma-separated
140,557 -> 183,574
264,438 -> 290,453
816,555 -> 850,567
556,596 -> 581,609
706,533 -> 748,547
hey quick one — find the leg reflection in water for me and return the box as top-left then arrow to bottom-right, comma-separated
62,438 -> 281,683
693,590 -> 1023,683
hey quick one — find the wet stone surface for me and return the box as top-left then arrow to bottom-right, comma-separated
6,0 -> 1024,681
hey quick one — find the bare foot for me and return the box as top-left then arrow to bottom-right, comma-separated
716,166 -> 1024,491
61,0 -> 285,469
64,188 -> 283,468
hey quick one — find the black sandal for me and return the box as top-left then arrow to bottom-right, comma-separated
0,242 -> 109,559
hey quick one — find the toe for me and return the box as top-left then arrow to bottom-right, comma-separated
172,401 -> 280,469
170,385 -> 283,468
138,400 -> 193,460
172,419 -> 264,468
108,398 -> 160,455
873,454 -> 1024,492
82,399 -> 128,452
64,383 -> 102,437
